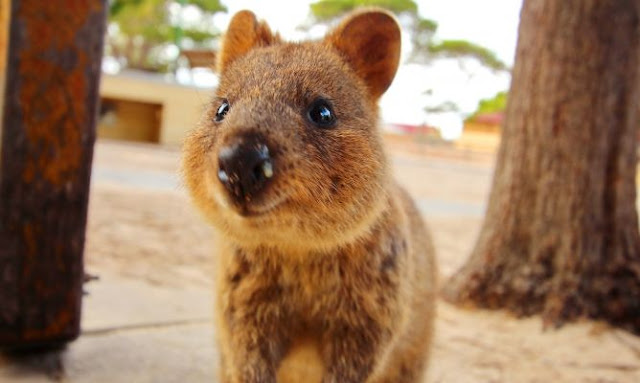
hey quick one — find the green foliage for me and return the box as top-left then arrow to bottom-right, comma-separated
110,0 -> 226,18
310,0 -> 417,20
309,0 -> 509,116
428,40 -> 508,72
187,0 -> 226,13
110,0 -> 226,43
417,17 -> 438,32
109,0 -> 145,17
107,0 -> 226,72
469,91 -> 508,119
309,0 -> 508,73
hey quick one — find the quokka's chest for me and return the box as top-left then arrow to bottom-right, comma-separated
219,246 -> 404,316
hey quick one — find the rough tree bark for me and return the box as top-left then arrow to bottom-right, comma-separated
443,0 -> 640,334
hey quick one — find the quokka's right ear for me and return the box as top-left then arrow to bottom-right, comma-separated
217,10 -> 279,73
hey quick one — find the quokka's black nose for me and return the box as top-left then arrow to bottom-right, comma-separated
217,134 -> 274,202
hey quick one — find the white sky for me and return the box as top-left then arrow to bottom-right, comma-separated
211,0 -> 523,139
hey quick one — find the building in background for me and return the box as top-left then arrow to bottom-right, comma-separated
455,112 -> 503,153
98,70 -> 214,146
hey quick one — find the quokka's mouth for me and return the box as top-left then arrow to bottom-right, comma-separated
208,166 -> 289,218
245,196 -> 289,217
231,193 -> 290,218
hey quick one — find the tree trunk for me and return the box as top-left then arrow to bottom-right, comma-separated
443,0 -> 640,334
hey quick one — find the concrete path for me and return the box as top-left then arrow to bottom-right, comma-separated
0,139 -> 494,383
7,140 -> 636,383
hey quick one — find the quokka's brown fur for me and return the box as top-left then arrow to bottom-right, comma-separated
182,8 -> 437,383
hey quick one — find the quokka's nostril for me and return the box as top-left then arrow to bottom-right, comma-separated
218,168 -> 230,183
262,160 -> 274,178
252,159 -> 274,183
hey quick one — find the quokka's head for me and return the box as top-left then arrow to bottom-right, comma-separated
183,8 -> 401,252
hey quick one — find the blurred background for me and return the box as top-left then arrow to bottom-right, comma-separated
99,0 -> 519,150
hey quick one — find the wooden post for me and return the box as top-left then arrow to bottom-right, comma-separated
0,0 -> 106,349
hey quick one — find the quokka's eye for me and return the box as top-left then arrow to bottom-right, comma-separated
215,100 -> 230,122
307,98 -> 336,128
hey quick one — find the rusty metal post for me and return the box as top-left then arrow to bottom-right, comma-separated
0,0 -> 9,154
0,0 -> 106,349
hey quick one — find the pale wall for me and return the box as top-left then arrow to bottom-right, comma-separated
99,71 -> 215,146
98,98 -> 162,143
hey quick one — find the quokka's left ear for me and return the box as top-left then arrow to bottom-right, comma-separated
325,8 -> 401,100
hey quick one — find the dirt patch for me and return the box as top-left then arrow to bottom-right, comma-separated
85,184 -> 214,288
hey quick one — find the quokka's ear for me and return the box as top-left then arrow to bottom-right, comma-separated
325,9 -> 401,100
217,10 -> 279,73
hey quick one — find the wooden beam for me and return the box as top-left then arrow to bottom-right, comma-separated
0,0 -> 106,349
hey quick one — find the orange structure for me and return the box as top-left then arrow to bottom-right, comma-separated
0,0 -> 106,349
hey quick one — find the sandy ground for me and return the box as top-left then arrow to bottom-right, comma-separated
80,138 -> 640,382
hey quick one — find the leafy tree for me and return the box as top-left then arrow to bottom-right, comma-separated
468,91 -> 508,119
309,0 -> 509,122
428,40 -> 508,72
309,0 -> 508,72
107,0 -> 226,71
311,0 -> 418,18
444,0 -> 640,334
